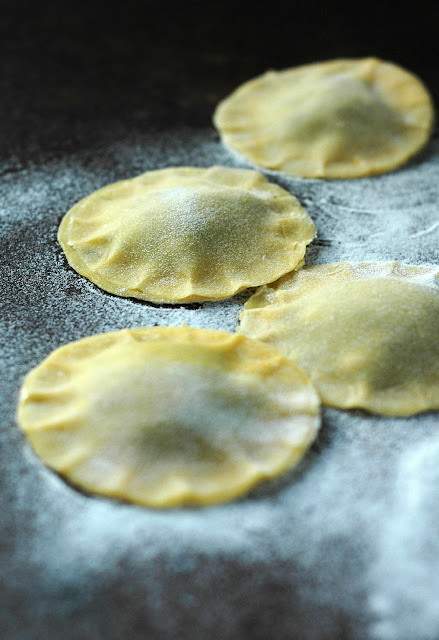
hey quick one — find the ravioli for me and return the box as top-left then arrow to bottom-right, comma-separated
214,58 -> 434,179
58,166 -> 315,303
16,327 -> 320,507
238,262 -> 439,416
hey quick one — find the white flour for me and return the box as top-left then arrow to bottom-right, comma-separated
1,126 -> 439,639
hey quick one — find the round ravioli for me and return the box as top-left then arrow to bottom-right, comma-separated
238,262 -> 439,416
16,327 -> 320,507
214,58 -> 434,179
58,166 -> 315,303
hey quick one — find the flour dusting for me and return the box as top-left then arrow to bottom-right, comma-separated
1,126 -> 439,639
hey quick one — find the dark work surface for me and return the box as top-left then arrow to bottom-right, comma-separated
2,0 -> 439,164
1,3 -> 439,640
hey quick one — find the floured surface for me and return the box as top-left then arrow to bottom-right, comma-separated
1,125 -> 439,639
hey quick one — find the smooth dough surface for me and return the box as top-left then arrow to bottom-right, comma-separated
58,166 -> 315,303
214,58 -> 434,179
17,327 -> 320,507
238,262 -> 439,416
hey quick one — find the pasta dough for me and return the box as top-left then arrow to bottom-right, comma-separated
58,166 -> 315,303
16,327 -> 320,507
214,58 -> 434,179
238,262 -> 439,416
